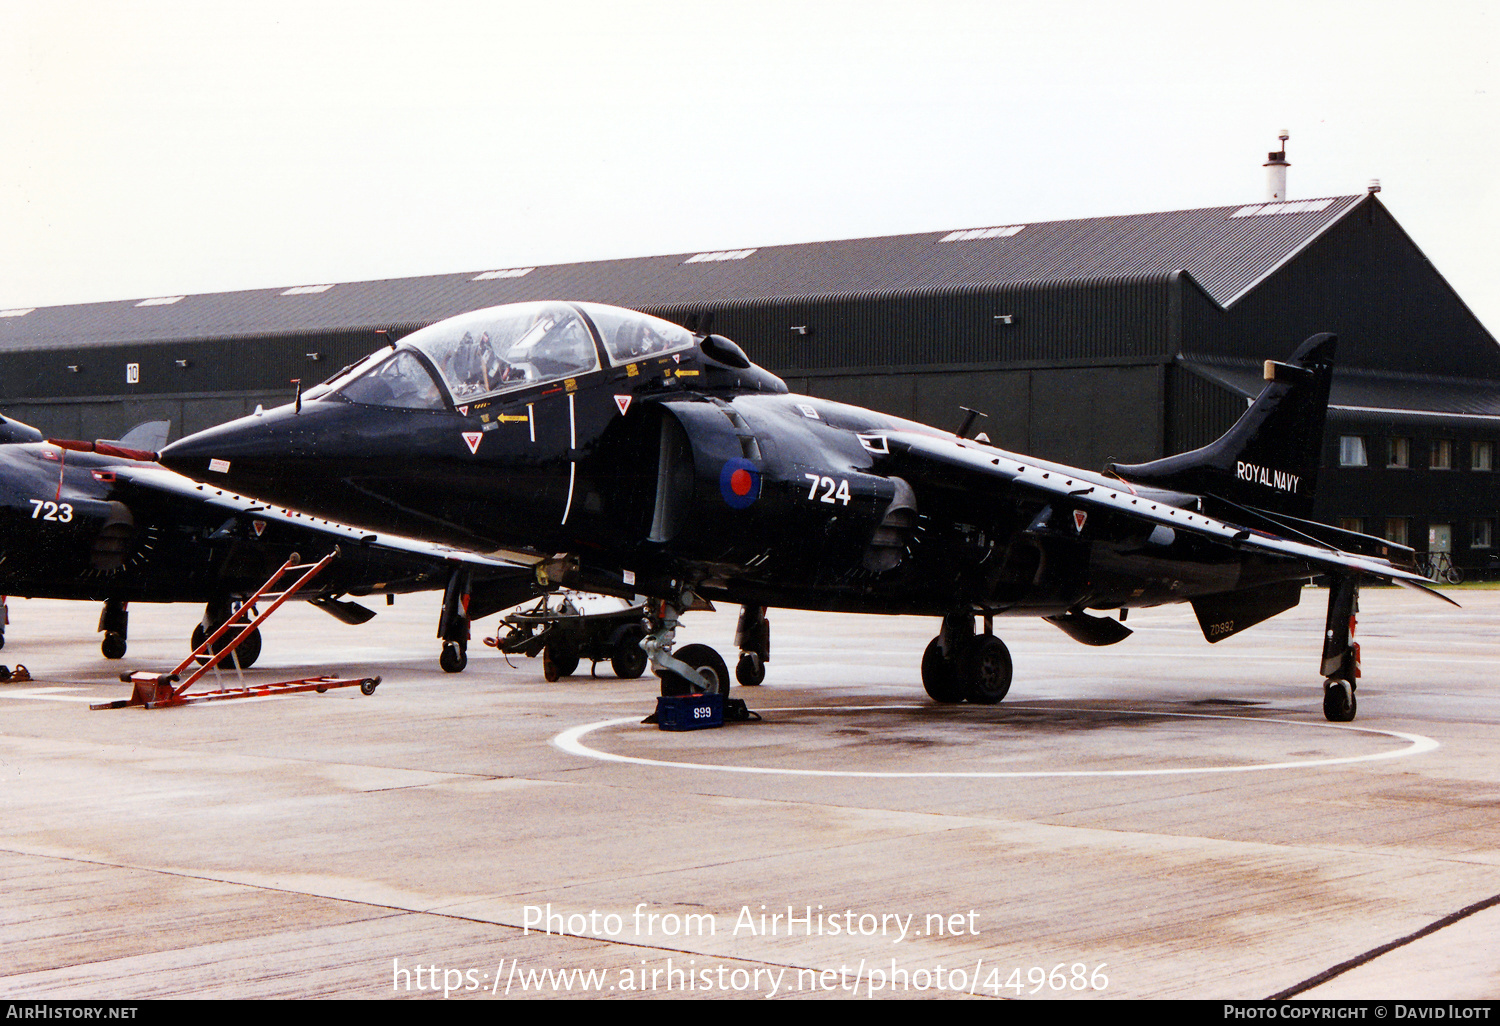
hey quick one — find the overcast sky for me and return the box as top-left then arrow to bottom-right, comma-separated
3,0 -> 1497,336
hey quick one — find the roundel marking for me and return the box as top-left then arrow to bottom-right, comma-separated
719,458 -> 761,509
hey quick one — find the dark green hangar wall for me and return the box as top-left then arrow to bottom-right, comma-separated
0,326 -> 408,443
1220,199 -> 1500,378
652,274 -> 1195,473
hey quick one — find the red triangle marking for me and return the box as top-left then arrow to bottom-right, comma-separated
462,432 -> 482,454
614,395 -> 632,416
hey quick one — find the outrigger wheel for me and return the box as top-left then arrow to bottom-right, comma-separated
736,652 -> 766,687
1323,678 -> 1357,723
439,640 -> 467,673
101,632 -> 127,660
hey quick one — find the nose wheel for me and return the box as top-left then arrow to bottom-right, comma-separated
644,595 -> 731,697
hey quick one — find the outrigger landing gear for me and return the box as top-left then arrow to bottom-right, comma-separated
922,611 -> 1013,705
735,605 -> 769,686
1320,575 -> 1360,722
644,594 -> 730,697
99,598 -> 128,660
437,566 -> 471,673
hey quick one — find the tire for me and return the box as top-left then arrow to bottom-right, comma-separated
101,632 -> 127,660
960,635 -> 1012,705
610,626 -> 648,679
1323,678 -> 1357,722
191,623 -> 261,669
736,651 -> 766,687
921,636 -> 965,703
439,641 -> 467,673
543,633 -> 579,680
661,643 -> 730,697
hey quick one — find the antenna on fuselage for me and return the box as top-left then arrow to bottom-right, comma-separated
956,406 -> 988,440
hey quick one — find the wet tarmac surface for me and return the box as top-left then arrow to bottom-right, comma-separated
1,588 -> 1497,999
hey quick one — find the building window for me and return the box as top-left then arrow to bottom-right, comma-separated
1431,439 -> 1454,470
1338,517 -> 1365,534
1475,519 -> 1494,549
1384,518 -> 1409,546
1387,437 -> 1409,468
1340,436 -> 1367,467
1473,441 -> 1494,471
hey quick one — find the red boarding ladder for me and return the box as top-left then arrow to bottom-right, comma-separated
93,549 -> 380,710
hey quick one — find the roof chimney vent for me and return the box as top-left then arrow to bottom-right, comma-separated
1367,178 -> 1382,194
1263,130 -> 1290,201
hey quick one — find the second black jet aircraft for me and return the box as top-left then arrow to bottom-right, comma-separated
0,414 -> 535,667
159,301 -> 1445,721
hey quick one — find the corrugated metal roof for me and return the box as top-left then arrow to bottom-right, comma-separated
0,195 -> 1366,352
1182,357 -> 1500,419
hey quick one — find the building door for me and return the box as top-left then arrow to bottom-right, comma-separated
1428,523 -> 1452,554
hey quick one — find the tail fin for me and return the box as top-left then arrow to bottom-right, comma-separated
1107,333 -> 1335,517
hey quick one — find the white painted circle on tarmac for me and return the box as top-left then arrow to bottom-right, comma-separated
553,705 -> 1440,778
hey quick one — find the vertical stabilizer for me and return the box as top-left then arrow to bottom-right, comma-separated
1107,333 -> 1336,516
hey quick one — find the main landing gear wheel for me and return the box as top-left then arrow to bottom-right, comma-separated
1323,678 -> 1357,722
610,626 -> 648,679
961,635 -> 1012,705
439,640 -> 467,673
101,632 -> 127,660
736,652 -> 766,687
543,634 -> 579,681
191,623 -> 262,669
921,637 -> 966,703
660,643 -> 730,697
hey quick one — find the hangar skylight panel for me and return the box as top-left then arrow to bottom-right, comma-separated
939,225 -> 1027,242
472,268 -> 534,280
684,249 -> 757,263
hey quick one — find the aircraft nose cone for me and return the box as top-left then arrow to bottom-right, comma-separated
160,408 -> 310,494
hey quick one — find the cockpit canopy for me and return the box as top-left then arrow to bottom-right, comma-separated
313,301 -> 698,410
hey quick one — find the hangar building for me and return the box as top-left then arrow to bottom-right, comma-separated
2,190 -> 1496,573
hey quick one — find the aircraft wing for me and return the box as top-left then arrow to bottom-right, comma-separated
879,431 -> 1458,605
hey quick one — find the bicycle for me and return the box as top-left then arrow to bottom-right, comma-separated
1417,551 -> 1463,585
